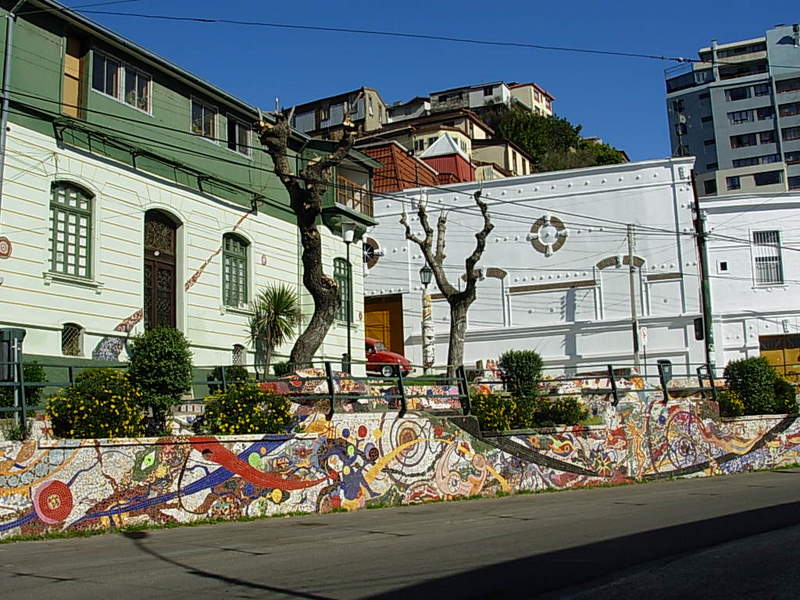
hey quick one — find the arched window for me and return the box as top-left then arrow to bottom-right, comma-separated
61,323 -> 83,356
50,182 -> 93,278
222,234 -> 249,308
334,257 -> 352,322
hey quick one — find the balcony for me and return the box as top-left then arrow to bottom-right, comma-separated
336,174 -> 373,217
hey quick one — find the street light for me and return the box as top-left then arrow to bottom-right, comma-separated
419,264 -> 435,374
340,221 -> 356,373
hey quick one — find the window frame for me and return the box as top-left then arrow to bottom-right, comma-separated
752,230 -> 784,286
91,49 -> 152,115
221,233 -> 249,308
49,181 -> 93,280
61,323 -> 84,357
226,114 -> 252,157
190,97 -> 218,141
333,257 -> 353,323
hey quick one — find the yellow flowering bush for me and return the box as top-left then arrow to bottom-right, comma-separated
470,391 -> 519,431
202,381 -> 292,435
46,368 -> 145,439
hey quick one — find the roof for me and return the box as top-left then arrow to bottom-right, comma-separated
420,134 -> 469,160
354,140 -> 438,175
430,81 -> 506,96
292,87 -> 386,113
376,108 -> 495,136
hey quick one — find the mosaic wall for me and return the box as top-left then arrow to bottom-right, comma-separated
1,395 -> 799,540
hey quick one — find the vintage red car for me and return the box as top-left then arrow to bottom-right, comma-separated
365,338 -> 412,377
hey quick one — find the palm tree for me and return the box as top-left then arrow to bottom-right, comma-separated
248,284 -> 301,376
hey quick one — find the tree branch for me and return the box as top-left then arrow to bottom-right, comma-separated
463,191 -> 494,294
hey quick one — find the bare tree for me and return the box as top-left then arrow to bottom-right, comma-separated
258,111 -> 356,365
401,191 -> 493,373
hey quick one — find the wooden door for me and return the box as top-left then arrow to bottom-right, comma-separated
365,294 -> 404,354
366,309 -> 391,348
144,211 -> 177,329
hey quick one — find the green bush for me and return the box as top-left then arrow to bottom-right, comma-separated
46,368 -> 144,439
773,377 -> 799,414
717,389 -> 746,417
470,392 -> 519,431
273,361 -> 293,377
0,362 -> 47,408
532,396 -> 589,427
498,349 -> 542,400
207,365 -> 251,394
723,357 -> 778,415
127,328 -> 193,434
202,381 -> 292,435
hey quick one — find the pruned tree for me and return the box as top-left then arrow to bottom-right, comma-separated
258,110 -> 356,365
401,191 -> 493,373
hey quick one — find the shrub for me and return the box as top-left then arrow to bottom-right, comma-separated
723,357 -> 777,415
498,350 -> 543,400
127,328 -> 193,434
207,365 -> 251,394
470,392 -> 518,431
532,396 -> 589,427
717,389 -> 745,417
202,381 -> 292,435
273,361 -> 294,377
46,368 -> 144,439
0,362 -> 47,408
773,377 -> 799,414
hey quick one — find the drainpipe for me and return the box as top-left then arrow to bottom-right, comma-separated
0,0 -> 28,225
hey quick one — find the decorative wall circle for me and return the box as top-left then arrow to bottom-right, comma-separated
0,236 -> 12,259
529,216 -> 568,257
363,237 -> 382,269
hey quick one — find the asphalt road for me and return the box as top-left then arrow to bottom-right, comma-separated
2,468 -> 800,599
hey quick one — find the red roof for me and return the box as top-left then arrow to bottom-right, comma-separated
360,142 -> 439,193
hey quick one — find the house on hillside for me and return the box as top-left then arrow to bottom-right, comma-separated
0,0 -> 377,368
290,87 -> 388,141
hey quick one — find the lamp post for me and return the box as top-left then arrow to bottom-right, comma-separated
419,264 -> 435,374
341,221 -> 356,374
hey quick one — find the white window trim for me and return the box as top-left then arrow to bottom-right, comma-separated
750,228 -> 785,287
225,113 -> 252,158
90,49 -> 153,116
190,96 -> 219,144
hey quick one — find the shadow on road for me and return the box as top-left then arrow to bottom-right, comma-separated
366,500 -> 800,599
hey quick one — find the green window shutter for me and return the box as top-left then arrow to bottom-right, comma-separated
333,257 -> 352,322
49,182 -> 93,279
223,234 -> 249,307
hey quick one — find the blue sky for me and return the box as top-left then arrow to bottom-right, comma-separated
65,0 -> 797,161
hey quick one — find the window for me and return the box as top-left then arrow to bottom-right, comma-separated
753,83 -> 771,96
334,257 -> 352,322
779,102 -> 800,117
776,78 -> 800,93
671,99 -> 684,112
49,182 -> 92,278
718,261 -> 729,273
782,126 -> 800,141
222,234 -> 248,307
124,67 -> 150,112
759,130 -> 777,144
427,137 -> 436,147
732,154 -> 781,167
414,138 -> 425,152
318,105 -> 330,121
92,52 -> 120,97
730,133 -> 757,148
753,230 -> 783,285
61,323 -> 83,356
704,179 -> 717,195
725,86 -> 750,101
728,109 -> 753,124
483,86 -> 493,96
92,52 -> 151,112
786,151 -> 800,165
227,116 -> 250,155
191,99 -> 216,139
789,176 -> 800,190
726,176 -> 741,190
706,162 -> 718,170
757,106 -> 775,120
753,170 -> 782,186
232,344 -> 245,367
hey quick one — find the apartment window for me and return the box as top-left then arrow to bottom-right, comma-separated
92,52 -> 120,97
733,157 -> 758,167
414,139 -> 425,152
222,234 -> 248,307
782,126 -> 800,141
49,182 -> 92,278
728,109 -> 753,124
319,105 -> 330,122
333,257 -> 352,322
704,138 -> 716,146
776,78 -> 800,93
61,323 -> 83,356
704,179 -> 717,195
730,133 -> 757,148
427,137 -> 436,147
726,176 -> 741,190
754,170 -> 782,186
483,86 -> 493,96
752,230 -> 783,285
761,153 -> 781,163
725,86 -> 751,101
759,130 -> 777,144
124,66 -> 150,112
753,83 -> 771,97
706,162 -> 718,170
757,106 -> 775,120
779,102 -> 800,117
786,151 -> 800,165
789,176 -> 800,190
227,116 -> 250,156
191,99 -> 216,139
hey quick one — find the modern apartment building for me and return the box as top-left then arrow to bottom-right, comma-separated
666,24 -> 800,196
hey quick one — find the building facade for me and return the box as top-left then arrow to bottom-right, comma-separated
666,24 -> 800,197
0,0 -> 375,368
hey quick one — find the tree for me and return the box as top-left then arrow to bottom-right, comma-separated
400,191 -> 493,373
258,111 -> 356,365
248,283 -> 301,374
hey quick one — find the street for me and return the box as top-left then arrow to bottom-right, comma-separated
2,468 -> 799,599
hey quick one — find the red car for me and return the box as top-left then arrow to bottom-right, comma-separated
365,338 -> 412,377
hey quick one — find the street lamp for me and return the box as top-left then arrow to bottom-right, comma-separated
340,221 -> 356,374
419,264 -> 435,374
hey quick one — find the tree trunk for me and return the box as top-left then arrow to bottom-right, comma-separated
447,297 -> 471,375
